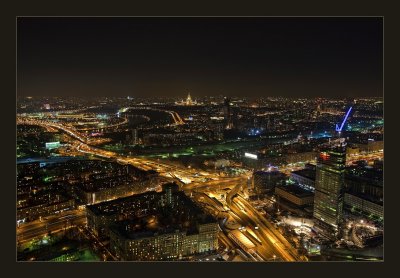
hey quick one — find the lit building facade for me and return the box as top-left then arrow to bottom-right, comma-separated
87,183 -> 219,261
76,174 -> 152,205
223,97 -> 233,129
344,193 -> 383,219
17,192 -> 75,221
109,220 -> 218,261
313,146 -> 346,231
343,165 -> 383,220
252,171 -> 286,194
284,151 -> 316,164
175,91 -> 202,106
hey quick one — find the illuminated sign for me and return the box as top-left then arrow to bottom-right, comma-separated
45,142 -> 60,150
244,152 -> 258,160
319,152 -> 330,160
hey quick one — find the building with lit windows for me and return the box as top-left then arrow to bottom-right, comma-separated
252,170 -> 286,194
76,174 -> 151,205
223,97 -> 233,129
313,146 -> 346,233
87,183 -> 219,260
343,165 -> 383,220
109,217 -> 218,261
352,140 -> 383,153
17,191 -> 75,221
175,91 -> 202,106
344,193 -> 383,219
161,182 -> 179,206
284,151 -> 316,164
132,129 -> 139,145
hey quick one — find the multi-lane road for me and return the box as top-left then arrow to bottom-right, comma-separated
194,180 -> 304,262
17,210 -> 86,244
17,119 -> 249,242
230,195 -> 304,261
17,117 -> 311,261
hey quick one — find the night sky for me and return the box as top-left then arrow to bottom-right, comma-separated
17,17 -> 383,98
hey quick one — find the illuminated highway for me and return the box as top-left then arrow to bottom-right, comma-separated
17,210 -> 86,244
17,117 -> 88,143
76,116 -> 129,131
17,118 -> 249,238
230,195 -> 302,261
18,116 -> 300,261
192,178 -> 304,262
17,117 -> 210,183
19,116 -> 366,262
346,150 -> 383,165
119,107 -> 185,125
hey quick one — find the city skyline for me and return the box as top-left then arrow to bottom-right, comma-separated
16,17 -> 384,262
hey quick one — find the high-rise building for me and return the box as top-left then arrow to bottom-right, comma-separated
252,170 -> 286,194
223,97 -> 233,129
313,146 -> 346,233
175,90 -> 202,106
86,182 -> 218,261
343,165 -> 383,220
132,129 -> 138,145
186,91 -> 193,105
161,182 -> 179,207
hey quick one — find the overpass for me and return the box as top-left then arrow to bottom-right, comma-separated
119,107 -> 184,125
226,182 -> 244,206
17,156 -> 85,165
17,117 -> 88,143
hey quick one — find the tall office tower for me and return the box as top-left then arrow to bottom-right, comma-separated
223,97 -> 233,129
161,182 -> 179,207
186,91 -> 193,106
132,129 -> 138,145
214,122 -> 224,140
266,116 -> 272,132
313,146 -> 346,234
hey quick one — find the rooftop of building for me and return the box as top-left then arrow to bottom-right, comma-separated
77,174 -> 135,193
17,190 -> 71,209
109,209 -> 216,240
345,191 -> 383,206
87,191 -> 158,216
291,168 -> 316,181
345,166 -> 383,186
276,184 -> 315,198
253,170 -> 286,177
87,183 -> 214,222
